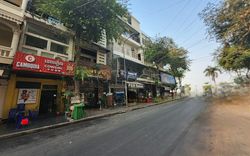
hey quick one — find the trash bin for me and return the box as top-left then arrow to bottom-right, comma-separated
72,103 -> 85,120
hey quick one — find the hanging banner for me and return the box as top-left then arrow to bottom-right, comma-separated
13,52 -> 75,76
160,73 -> 176,84
119,70 -> 138,80
17,89 -> 37,104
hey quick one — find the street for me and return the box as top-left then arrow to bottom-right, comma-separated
0,98 -> 207,156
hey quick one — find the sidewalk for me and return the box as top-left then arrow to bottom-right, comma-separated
0,97 -> 184,139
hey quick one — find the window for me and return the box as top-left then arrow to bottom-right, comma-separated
25,35 -> 47,49
127,16 -> 132,25
138,54 -> 141,61
131,48 -> 136,57
81,56 -> 92,62
50,42 -> 67,54
4,0 -> 22,7
0,23 -> 13,47
27,23 -> 69,44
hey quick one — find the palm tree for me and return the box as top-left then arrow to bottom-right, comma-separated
74,66 -> 89,95
204,66 -> 221,94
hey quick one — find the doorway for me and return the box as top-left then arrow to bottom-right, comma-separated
39,85 -> 57,114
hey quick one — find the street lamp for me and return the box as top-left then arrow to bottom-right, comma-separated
122,32 -> 140,106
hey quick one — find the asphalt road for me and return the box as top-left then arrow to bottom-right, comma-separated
0,97 -> 207,156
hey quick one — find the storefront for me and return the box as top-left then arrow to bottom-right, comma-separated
2,52 -> 75,119
127,81 -> 144,103
160,72 -> 176,98
79,64 -> 111,108
137,77 -> 156,102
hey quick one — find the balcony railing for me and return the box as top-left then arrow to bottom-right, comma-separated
0,45 -> 12,58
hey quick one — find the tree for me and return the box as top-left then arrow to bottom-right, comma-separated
201,0 -> 250,80
74,66 -> 90,94
216,45 -> 250,78
203,83 -> 213,96
144,36 -> 190,88
34,0 -> 129,96
204,66 -> 222,94
144,37 -> 175,68
34,0 -> 128,42
167,48 -> 190,88
200,0 -> 250,48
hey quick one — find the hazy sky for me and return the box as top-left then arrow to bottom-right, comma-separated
129,0 -> 234,93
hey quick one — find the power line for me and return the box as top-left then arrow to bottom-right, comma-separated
186,38 -> 207,49
160,0 -> 191,34
191,55 -> 211,61
175,0 -> 204,33
180,27 -> 205,46
144,0 -> 185,16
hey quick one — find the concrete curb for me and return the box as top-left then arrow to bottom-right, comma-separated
0,97 -> 187,140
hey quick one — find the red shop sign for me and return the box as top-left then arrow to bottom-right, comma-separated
13,52 -> 75,76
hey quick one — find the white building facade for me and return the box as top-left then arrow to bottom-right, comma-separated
0,0 -> 29,119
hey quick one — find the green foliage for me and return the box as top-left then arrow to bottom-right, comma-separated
34,0 -> 129,42
204,66 -> 222,83
74,66 -> 90,81
200,0 -> 250,48
203,83 -> 213,95
217,45 -> 250,72
201,0 -> 250,78
167,48 -> 190,85
144,37 -> 176,67
144,36 -> 190,86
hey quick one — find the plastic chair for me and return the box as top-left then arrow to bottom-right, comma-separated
28,110 -> 39,120
8,108 -> 17,123
17,103 -> 25,112
16,113 -> 23,129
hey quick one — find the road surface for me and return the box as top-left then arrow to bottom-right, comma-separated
0,97 -> 207,156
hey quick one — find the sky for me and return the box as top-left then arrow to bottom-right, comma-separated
128,0 -> 234,94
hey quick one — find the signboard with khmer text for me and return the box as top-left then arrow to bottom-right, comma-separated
13,52 -> 75,76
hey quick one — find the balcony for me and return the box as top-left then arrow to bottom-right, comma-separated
0,45 -> 12,64
0,0 -> 26,24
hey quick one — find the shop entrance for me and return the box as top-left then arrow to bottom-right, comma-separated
39,85 -> 57,114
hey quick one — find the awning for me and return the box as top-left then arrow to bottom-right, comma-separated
0,9 -> 23,24
136,77 -> 155,84
127,81 -> 144,89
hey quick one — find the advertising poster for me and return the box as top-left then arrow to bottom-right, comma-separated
17,89 -> 37,104
160,73 -> 176,84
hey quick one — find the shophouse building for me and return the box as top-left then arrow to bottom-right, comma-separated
0,0 -> 29,119
2,3 -> 75,119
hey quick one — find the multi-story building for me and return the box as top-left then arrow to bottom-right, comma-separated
0,0 -> 29,120
2,3 -> 75,119
109,16 -> 177,105
109,15 -> 150,104
77,39 -> 111,108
